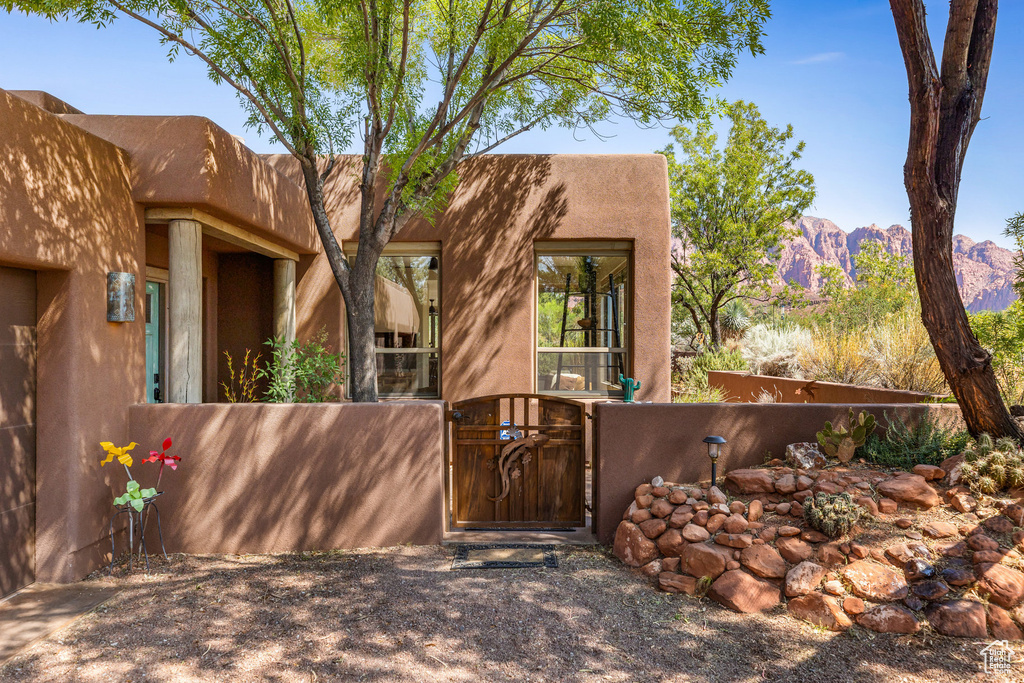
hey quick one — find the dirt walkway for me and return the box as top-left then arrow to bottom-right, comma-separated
0,546 -> 1003,682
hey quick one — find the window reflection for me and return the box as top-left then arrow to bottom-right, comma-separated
374,255 -> 439,396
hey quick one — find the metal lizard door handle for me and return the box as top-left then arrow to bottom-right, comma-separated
488,432 -> 550,503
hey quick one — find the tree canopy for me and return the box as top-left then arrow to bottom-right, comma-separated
8,0 -> 773,400
661,100 -> 815,347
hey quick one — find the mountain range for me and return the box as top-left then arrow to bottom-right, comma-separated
776,216 -> 1019,312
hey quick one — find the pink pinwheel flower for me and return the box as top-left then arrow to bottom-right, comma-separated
144,438 -> 181,486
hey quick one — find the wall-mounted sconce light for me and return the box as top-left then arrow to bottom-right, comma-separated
107,272 -> 136,322
703,435 -> 726,487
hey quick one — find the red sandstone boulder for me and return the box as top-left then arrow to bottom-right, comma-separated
650,498 -> 674,519
613,521 -> 659,567
785,561 -> 827,597
655,528 -> 687,557
878,498 -> 898,514
925,600 -> 987,638
788,592 -> 852,631
747,499 -> 763,522
638,518 -> 666,539
659,572 -> 697,595
714,533 -> 753,549
876,474 -> 941,509
984,515 -> 1015,535
921,521 -> 958,539
740,544 -> 786,579
775,474 -> 797,495
968,534 -> 1000,552
708,486 -> 728,505
841,560 -> 909,602
668,488 -> 688,505
976,563 -> 1024,609
724,469 -> 776,495
681,524 -> 710,543
857,605 -> 920,634
708,570 -> 781,613
912,464 -> 945,481
843,597 -> 865,615
723,514 -> 749,534
680,542 -> 727,580
668,507 -> 693,528
777,536 -> 813,564
988,604 -> 1024,641
705,514 -> 726,535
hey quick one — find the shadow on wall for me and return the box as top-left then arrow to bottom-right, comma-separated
1,89 -> 144,581
432,155 -> 568,399
127,402 -> 446,554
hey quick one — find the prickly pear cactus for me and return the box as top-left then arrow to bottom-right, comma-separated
960,433 -> 1024,496
803,492 -> 861,538
816,410 -> 877,463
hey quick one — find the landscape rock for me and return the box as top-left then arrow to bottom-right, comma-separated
823,580 -> 844,596
650,499 -> 674,519
903,559 -> 936,582
777,536 -> 813,564
668,507 -> 693,528
680,543 -> 727,580
613,521 -> 659,567
708,486 -> 728,505
856,605 -> 921,634
922,521 -> 958,539
723,514 -> 749,534
925,600 -> 988,638
786,442 -> 826,470
940,566 -> 975,586
876,475 -> 941,510
976,563 -> 1024,609
788,592 -> 853,631
640,560 -> 662,577
681,524 -> 710,543
949,491 -> 977,513
638,518 -> 667,539
778,526 -> 801,537
784,561 -> 827,597
842,560 -> 909,602
988,604 -> 1024,641
747,499 -> 763,522
631,508 -> 653,524
984,515 -> 1015,534
939,453 -> 964,485
729,500 -> 747,515
714,533 -> 754,549
775,474 -> 797,495
656,528 -> 687,557
878,498 -> 898,514
708,570 -> 781,614
801,529 -> 829,544
724,469 -> 776,495
967,534 -> 999,552
705,514 -> 726,535
740,545 -> 787,579
912,580 -> 950,601
912,464 -> 945,481
843,597 -> 865,615
659,572 -> 697,595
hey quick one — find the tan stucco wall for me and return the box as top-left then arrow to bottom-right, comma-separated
709,371 -> 940,404
267,154 -> 673,403
128,402 -> 446,552
0,88 -> 146,581
591,402 -> 964,544
61,114 -> 318,256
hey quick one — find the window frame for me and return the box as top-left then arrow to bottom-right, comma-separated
343,243 -> 442,399
534,242 -> 632,397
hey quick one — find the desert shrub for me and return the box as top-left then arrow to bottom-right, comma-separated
961,434 -> 1024,495
804,492 -> 861,538
260,327 -> 345,403
671,384 -> 728,403
970,301 -> 1024,405
861,410 -> 970,468
671,348 -> 746,403
741,324 -> 811,378
221,348 -> 262,403
799,324 -> 872,386
720,300 -> 751,340
867,310 -> 947,393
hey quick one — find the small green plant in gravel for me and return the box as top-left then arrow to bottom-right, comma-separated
961,434 -> 1024,495
817,409 -> 876,463
861,410 -> 970,468
804,492 -> 861,538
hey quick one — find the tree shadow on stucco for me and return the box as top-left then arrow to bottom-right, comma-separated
0,548 -> 982,683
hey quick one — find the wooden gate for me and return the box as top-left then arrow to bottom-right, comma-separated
449,394 -> 586,529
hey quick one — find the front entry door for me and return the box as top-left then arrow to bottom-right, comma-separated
145,281 -> 164,403
0,266 -> 37,598
449,394 -> 586,529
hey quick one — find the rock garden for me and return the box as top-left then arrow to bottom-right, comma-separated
613,432 -> 1024,640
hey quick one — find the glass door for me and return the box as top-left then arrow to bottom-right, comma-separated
145,281 -> 165,402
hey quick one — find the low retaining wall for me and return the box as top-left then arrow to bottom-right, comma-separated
592,402 -> 962,544
708,371 -> 940,404
127,402 -> 446,554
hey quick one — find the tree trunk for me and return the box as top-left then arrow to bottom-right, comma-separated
891,0 -> 1023,439
709,307 -> 722,349
346,266 -> 380,403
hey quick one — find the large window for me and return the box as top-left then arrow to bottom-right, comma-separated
537,248 -> 629,395
371,251 -> 440,397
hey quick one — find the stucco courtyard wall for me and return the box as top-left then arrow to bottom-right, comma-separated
127,402 -> 446,553
0,89 -> 145,582
267,154 -> 673,404
708,370 -> 940,404
591,402 -> 964,544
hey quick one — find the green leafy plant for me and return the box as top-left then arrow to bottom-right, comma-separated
114,479 -> 157,513
671,348 -> 746,402
861,410 -> 969,468
804,492 -> 861,538
259,327 -> 345,403
960,434 -> 1024,495
817,410 -> 876,463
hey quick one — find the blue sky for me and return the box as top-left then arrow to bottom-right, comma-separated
2,1 -> 1022,247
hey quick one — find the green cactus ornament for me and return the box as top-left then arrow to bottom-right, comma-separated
619,375 -> 641,403
816,409 -> 876,464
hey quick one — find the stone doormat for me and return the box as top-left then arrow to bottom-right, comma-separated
0,583 -> 119,663
451,544 -> 558,569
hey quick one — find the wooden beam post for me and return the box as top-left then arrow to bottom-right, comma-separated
168,219 -> 203,403
274,259 -> 296,345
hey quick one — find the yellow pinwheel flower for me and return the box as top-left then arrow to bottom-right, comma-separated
100,441 -> 137,468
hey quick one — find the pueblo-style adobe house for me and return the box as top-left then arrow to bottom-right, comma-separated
0,88 -> 671,596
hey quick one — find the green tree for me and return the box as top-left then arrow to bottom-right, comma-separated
661,100 -> 815,348
8,0 -> 770,401
1004,211 -> 1024,297
815,240 -> 917,330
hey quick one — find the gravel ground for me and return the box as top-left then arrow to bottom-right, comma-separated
0,545 -> 1014,682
